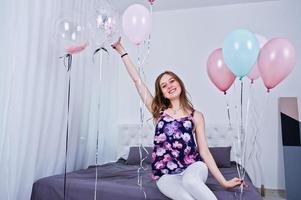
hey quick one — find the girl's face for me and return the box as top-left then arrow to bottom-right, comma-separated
159,74 -> 182,100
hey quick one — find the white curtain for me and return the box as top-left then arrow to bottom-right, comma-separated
0,0 -> 119,199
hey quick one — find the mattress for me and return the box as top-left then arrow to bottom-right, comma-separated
31,159 -> 262,200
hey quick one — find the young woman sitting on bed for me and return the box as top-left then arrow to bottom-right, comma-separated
112,38 -> 243,200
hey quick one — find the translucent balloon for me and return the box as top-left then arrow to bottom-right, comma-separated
90,0 -> 121,46
54,12 -> 89,55
56,20 -> 74,41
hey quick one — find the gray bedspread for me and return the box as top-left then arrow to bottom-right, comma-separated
31,159 -> 262,200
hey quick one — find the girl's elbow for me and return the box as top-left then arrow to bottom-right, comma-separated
199,148 -> 210,158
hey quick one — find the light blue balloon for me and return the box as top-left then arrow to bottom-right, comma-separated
222,29 -> 260,80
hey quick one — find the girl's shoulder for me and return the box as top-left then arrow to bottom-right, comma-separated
191,109 -> 205,123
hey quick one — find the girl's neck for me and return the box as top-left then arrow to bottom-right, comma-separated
170,99 -> 181,110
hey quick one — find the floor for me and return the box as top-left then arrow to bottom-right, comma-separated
262,189 -> 286,200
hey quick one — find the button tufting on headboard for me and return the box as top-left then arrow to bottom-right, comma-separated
205,124 -> 239,162
117,124 -> 155,159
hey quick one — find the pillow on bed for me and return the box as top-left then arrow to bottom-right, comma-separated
126,146 -> 231,167
209,146 -> 231,168
126,146 -> 153,165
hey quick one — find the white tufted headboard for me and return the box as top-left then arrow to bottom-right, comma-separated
117,124 -> 240,162
117,124 -> 155,159
205,124 -> 240,163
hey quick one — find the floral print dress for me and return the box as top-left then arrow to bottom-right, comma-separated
151,110 -> 202,180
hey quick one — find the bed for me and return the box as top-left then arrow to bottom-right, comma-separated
31,124 -> 262,200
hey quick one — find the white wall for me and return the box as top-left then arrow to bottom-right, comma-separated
117,0 -> 301,190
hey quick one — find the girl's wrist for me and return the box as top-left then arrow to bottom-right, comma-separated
221,180 -> 228,188
121,52 -> 128,58
119,50 -> 126,55
118,46 -> 126,55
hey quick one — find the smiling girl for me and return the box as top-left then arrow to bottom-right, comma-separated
112,38 -> 242,200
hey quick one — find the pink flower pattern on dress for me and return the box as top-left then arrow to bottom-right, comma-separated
156,147 -> 166,156
184,146 -> 191,154
167,161 -> 178,170
154,133 -> 167,143
163,154 -> 172,162
173,141 -> 183,149
183,120 -> 192,130
163,141 -> 172,150
184,154 -> 198,165
155,160 -> 165,170
182,133 -> 191,143
171,149 -> 180,158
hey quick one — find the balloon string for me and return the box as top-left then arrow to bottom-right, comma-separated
59,54 -> 72,72
246,88 -> 259,184
60,54 -> 72,200
137,47 -> 145,127
94,129 -> 100,200
93,47 -> 109,60
140,8 -> 152,68
136,44 -> 149,199
241,82 -> 252,181
232,80 -> 241,180
238,80 -> 244,196
93,50 -> 102,200
135,6 -> 153,195
225,93 -> 232,129
137,145 -> 149,198
93,49 -> 107,200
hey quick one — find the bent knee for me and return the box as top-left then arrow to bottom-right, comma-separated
193,161 -> 208,171
156,175 -> 167,189
156,174 -> 176,189
184,161 -> 208,182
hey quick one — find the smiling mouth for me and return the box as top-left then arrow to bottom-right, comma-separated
168,88 -> 176,94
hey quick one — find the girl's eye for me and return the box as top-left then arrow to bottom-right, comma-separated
170,79 -> 175,83
162,85 -> 166,88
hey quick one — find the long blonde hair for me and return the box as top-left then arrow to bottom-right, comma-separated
151,71 -> 194,120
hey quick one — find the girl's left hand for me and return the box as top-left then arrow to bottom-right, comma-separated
223,177 -> 248,189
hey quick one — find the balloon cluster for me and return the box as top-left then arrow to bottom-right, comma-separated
207,29 -> 296,197
54,2 -> 154,200
55,0 -> 153,56
207,29 -> 296,93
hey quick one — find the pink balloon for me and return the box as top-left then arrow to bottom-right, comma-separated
247,34 -> 268,83
207,48 -> 236,94
258,38 -> 296,92
122,4 -> 152,45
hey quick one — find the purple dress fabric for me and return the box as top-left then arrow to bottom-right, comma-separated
151,110 -> 202,180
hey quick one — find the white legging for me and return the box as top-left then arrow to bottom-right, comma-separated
156,161 -> 217,200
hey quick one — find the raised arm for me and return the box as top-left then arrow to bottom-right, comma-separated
193,111 -> 242,189
111,38 -> 154,113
